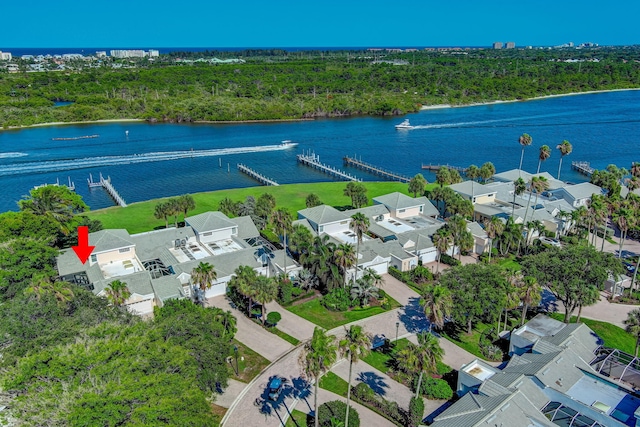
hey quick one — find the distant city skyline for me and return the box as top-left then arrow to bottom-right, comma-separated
2,0 -> 638,48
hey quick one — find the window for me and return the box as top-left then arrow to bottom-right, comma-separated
232,227 -> 237,235
398,209 -> 405,213
90,254 -> 97,263
419,206 -> 423,212
319,226 -> 324,232
202,232 -> 212,237
119,247 -> 130,253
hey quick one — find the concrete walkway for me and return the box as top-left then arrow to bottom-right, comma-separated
216,379 -> 249,408
265,300 -> 317,341
208,295 -> 294,362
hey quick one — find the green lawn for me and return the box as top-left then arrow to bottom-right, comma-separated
85,181 -> 421,234
549,314 -> 636,355
268,326 -> 300,345
229,339 -> 270,383
319,371 -> 350,397
495,255 -> 522,272
441,321 -> 505,361
285,409 -> 309,427
286,295 -> 401,330
362,338 -> 411,373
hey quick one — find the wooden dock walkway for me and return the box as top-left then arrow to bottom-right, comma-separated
297,152 -> 360,182
87,173 -> 127,207
571,161 -> 595,177
237,164 -> 279,186
343,156 -> 410,183
421,163 -> 467,173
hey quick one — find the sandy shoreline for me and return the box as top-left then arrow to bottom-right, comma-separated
420,87 -> 640,110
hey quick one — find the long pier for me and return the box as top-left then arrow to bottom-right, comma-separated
571,161 -> 595,177
297,152 -> 360,182
237,164 -> 279,186
343,156 -> 410,183
88,173 -> 127,207
421,163 -> 467,173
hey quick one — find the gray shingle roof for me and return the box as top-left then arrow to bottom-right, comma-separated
449,181 -> 494,198
186,211 -> 236,233
91,229 -> 134,253
94,271 -> 154,296
297,205 -> 349,226
229,215 -> 260,239
560,182 -> 602,200
373,192 -> 431,210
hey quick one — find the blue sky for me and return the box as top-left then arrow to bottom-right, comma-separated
2,0 -> 638,48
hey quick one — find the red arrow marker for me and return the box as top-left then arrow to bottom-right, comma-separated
72,226 -> 95,264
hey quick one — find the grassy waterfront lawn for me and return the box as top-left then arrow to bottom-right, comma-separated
286,295 -> 402,330
85,181 -> 431,234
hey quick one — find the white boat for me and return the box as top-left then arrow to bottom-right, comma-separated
280,140 -> 298,148
395,119 -> 413,130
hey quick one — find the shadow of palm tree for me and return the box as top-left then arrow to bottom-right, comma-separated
398,296 -> 429,333
539,289 -> 559,313
357,371 -> 389,396
290,376 -> 313,412
255,375 -> 311,426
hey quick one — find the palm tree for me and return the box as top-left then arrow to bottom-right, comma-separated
413,331 -> 444,398
350,213 -> 370,275
253,275 -> 278,324
466,165 -> 480,200
24,274 -> 75,307
272,208 -> 293,279
448,215 -> 473,261
210,307 -> 237,337
511,177 -> 527,219
420,285 -> 453,331
219,197 -> 239,217
613,203 -> 635,258
518,133 -> 533,171
289,223 -> 314,260
484,217 -> 504,263
191,261 -> 217,305
408,173 -> 428,198
432,228 -> 453,274
625,309 -> 640,357
537,145 -> 551,174
350,275 -> 380,307
178,194 -> 196,219
516,275 -> 542,325
526,176 -> 549,224
339,325 -> 371,427
18,185 -> 88,234
479,162 -> 495,184
104,279 -> 131,307
154,201 -> 171,228
299,327 -> 338,427
230,265 -> 258,315
334,243 -> 356,288
631,162 -> 640,179
556,140 -> 573,180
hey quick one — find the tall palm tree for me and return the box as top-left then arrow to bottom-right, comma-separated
219,197 -> 239,217
432,228 -> 453,274
556,140 -> 573,180
299,327 -> 338,427
178,194 -> 196,219
272,208 -> 293,279
479,162 -> 495,183
624,309 -> 640,357
484,217 -> 504,263
413,331 -> 444,398
230,265 -> 258,315
613,204 -> 633,258
589,194 -> 607,248
537,145 -> 551,174
466,165 -> 480,200
350,213 -> 370,275
339,325 -> 371,427
210,307 -> 237,337
288,223 -> 314,260
104,279 -> 131,307
420,284 -> 453,331
512,177 -> 527,218
154,201 -> 171,229
449,215 -> 473,261
253,275 -> 278,324
408,173 -> 428,198
518,133 -> 533,171
191,261 -> 217,305
631,162 -> 640,179
527,176 -> 549,224
516,275 -> 542,325
334,243 -> 356,288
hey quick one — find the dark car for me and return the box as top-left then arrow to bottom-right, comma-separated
268,377 -> 283,401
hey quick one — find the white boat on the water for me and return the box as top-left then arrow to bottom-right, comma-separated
395,119 -> 413,130
280,140 -> 298,148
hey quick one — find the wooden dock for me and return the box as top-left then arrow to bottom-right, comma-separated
237,164 -> 279,186
421,163 -> 467,173
87,173 -> 127,207
571,161 -> 595,177
343,156 -> 410,183
297,152 -> 360,182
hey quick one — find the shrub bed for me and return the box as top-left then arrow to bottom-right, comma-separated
313,400 -> 359,427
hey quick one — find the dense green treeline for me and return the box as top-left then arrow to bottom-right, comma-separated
2,51 -> 640,127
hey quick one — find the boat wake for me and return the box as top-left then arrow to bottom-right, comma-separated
410,111 -> 581,130
0,144 -> 294,176
0,152 -> 28,159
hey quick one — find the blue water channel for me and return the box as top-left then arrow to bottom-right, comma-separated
1,90 -> 639,212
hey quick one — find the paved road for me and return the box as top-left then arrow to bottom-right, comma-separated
265,300 -> 317,341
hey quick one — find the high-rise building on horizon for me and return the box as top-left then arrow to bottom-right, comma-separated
492,42 -> 503,49
505,41 -> 516,49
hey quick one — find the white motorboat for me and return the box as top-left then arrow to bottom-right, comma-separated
280,140 -> 298,148
395,119 -> 413,129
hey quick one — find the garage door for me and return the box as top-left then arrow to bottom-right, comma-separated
368,261 -> 388,275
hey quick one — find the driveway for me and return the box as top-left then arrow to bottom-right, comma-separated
265,300 -> 317,341
208,295 -> 294,362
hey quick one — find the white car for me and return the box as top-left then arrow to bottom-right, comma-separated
539,237 -> 561,247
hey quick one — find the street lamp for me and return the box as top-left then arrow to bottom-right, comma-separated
233,345 -> 239,375
395,321 -> 400,342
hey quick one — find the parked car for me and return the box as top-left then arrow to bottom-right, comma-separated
268,377 -> 284,401
538,237 -> 561,247
371,334 -> 387,350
